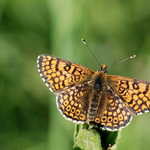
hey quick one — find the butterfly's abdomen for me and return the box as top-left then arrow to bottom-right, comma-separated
88,72 -> 106,123
88,91 -> 102,123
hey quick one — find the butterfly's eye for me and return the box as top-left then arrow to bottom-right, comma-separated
104,70 -> 108,74
100,64 -> 108,73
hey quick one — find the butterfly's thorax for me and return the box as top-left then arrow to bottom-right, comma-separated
88,71 -> 108,123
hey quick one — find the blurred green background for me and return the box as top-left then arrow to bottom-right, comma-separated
1,0 -> 150,149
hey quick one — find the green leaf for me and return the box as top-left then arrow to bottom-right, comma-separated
73,123 -> 122,150
74,124 -> 101,150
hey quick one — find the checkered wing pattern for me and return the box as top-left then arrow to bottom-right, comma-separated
37,55 -> 94,93
56,81 -> 92,123
94,88 -> 132,130
107,75 -> 150,115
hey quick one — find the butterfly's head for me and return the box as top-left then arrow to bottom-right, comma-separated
98,64 -> 108,74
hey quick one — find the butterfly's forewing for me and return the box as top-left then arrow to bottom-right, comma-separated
106,75 -> 150,115
37,55 -> 95,93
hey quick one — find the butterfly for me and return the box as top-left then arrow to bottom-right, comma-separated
37,54 -> 150,131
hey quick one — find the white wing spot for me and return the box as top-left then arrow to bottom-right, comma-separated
42,78 -> 46,82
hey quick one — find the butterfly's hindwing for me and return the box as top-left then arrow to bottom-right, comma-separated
93,87 -> 132,131
56,81 -> 93,123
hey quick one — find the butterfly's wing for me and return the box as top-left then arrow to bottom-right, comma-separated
94,87 -> 132,131
56,81 -> 93,123
37,55 -> 95,122
106,75 -> 150,115
37,55 -> 95,93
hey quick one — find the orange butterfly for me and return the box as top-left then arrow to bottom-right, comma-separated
37,53 -> 150,131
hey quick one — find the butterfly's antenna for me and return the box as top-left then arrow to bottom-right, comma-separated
82,39 -> 101,68
107,54 -> 136,69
